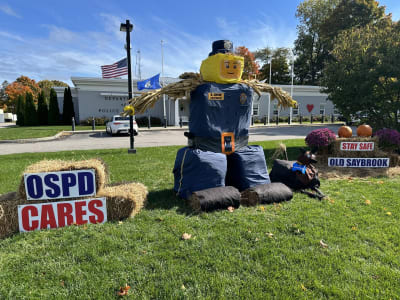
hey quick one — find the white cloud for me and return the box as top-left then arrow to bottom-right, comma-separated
0,11 -> 297,84
0,4 -> 21,18
0,30 -> 23,41
216,14 -> 296,51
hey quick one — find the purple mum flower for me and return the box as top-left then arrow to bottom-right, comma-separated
374,128 -> 400,148
305,128 -> 336,148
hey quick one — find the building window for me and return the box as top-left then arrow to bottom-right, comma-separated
320,103 -> 325,115
253,104 -> 259,116
273,103 -> 278,115
292,103 -> 299,115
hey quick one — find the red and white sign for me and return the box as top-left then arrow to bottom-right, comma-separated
340,142 -> 374,151
17,198 -> 107,232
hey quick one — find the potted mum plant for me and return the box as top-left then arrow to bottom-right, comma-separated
305,128 -> 336,154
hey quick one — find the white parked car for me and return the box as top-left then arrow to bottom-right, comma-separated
106,115 -> 139,136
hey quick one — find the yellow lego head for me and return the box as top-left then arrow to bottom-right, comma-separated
200,53 -> 244,84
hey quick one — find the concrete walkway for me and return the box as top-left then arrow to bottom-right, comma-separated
0,124 -> 345,155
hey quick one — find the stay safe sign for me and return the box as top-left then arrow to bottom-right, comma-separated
18,198 -> 107,232
340,142 -> 374,151
24,169 -> 96,200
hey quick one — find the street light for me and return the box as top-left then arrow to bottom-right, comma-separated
120,19 -> 136,154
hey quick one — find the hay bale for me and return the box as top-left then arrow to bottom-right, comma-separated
97,182 -> 148,221
18,158 -> 109,200
316,163 -> 388,179
331,137 -> 381,158
0,192 -> 25,239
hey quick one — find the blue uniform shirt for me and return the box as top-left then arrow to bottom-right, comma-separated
189,82 -> 253,139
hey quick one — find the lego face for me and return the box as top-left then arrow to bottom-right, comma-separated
220,58 -> 242,80
200,53 -> 244,84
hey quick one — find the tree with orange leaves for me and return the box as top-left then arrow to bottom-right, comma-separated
15,76 -> 41,99
4,76 -> 41,112
5,82 -> 33,112
234,46 -> 259,80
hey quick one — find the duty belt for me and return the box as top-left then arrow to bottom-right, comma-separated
185,132 -> 249,154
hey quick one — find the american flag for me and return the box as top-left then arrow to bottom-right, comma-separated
101,58 -> 128,78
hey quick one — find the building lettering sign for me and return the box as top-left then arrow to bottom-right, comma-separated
328,157 -> 389,168
340,142 -> 374,151
24,170 -> 96,201
18,198 -> 107,232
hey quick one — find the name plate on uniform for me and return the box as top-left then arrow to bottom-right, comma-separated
340,142 -> 374,151
208,93 -> 224,100
328,157 -> 389,168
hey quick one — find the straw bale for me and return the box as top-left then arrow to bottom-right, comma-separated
316,163 -> 388,179
97,182 -> 148,220
330,137 -> 381,158
18,158 -> 109,200
0,192 -> 25,239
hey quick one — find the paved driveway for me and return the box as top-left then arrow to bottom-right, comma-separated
0,125 -> 344,155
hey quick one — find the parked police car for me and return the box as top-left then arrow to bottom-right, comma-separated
106,115 -> 139,136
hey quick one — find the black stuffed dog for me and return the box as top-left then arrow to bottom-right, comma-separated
269,149 -> 325,200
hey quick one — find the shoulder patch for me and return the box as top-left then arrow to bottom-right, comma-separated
240,93 -> 247,104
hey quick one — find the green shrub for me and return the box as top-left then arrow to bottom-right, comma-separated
80,117 -> 109,126
136,116 -> 162,127
48,88 -> 60,125
24,92 -> 38,126
15,95 -> 25,126
62,87 -> 75,125
37,91 -> 48,125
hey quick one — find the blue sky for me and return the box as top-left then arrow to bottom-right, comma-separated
1,0 -> 400,85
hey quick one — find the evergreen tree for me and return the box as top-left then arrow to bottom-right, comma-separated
62,87 -> 75,125
24,92 -> 38,126
15,94 -> 25,126
37,91 -> 48,125
48,88 -> 60,125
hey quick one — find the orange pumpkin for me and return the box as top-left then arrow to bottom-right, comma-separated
338,126 -> 352,138
357,124 -> 372,137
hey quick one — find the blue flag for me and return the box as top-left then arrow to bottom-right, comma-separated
137,74 -> 162,90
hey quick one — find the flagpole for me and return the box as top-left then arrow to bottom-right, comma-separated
138,50 -> 141,80
161,40 -> 167,128
290,49 -> 294,125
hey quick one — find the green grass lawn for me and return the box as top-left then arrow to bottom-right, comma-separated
0,125 -> 106,140
0,140 -> 399,299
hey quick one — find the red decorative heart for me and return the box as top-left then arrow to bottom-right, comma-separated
306,104 -> 314,113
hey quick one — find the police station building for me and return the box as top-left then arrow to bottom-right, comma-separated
54,77 -> 337,125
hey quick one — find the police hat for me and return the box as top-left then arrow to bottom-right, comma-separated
209,40 -> 233,56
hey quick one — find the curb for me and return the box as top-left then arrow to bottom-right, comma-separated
0,123 -> 344,143
0,131 -> 70,144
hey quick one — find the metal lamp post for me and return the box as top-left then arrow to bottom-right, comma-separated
120,20 -> 136,154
